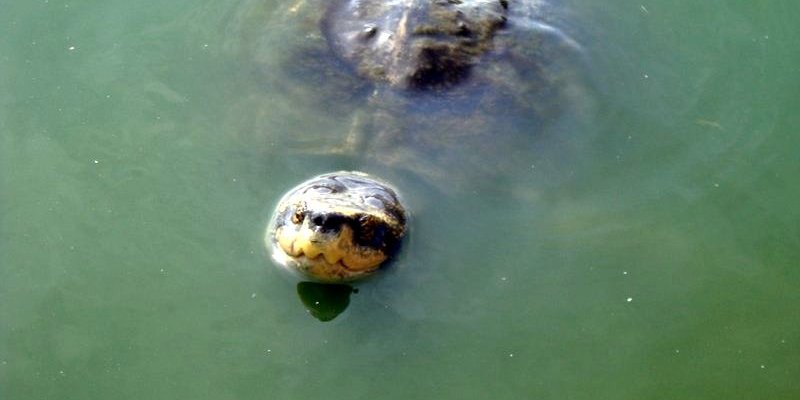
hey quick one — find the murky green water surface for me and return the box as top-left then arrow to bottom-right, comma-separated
2,0 -> 799,398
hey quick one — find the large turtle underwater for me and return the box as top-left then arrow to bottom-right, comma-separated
245,0 -> 593,282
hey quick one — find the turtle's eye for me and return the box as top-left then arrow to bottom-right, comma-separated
361,24 -> 378,40
291,209 -> 304,224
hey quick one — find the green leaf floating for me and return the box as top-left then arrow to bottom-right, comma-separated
296,282 -> 356,322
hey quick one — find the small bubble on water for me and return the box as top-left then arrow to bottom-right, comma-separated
626,297 -> 633,302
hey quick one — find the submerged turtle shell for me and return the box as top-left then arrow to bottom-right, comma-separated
236,0 -> 593,193
323,0 -> 510,89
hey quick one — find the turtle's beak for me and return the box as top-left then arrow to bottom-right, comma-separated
273,209 -> 392,282
281,221 -> 388,270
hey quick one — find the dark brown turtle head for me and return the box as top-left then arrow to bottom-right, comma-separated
323,0 -> 508,89
267,172 -> 407,282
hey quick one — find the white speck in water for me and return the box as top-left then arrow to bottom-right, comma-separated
250,293 -> 257,299
761,365 -> 766,369
500,276 -> 507,281
643,73 -> 649,79
509,353 -> 514,358
92,159 -> 99,164
159,268 -> 165,273
781,339 -> 786,344
623,271 -> 628,275
68,46 -> 75,51
713,183 -> 720,188
203,43 -> 209,48
106,94 -> 111,99
626,297 -> 633,302
764,35 -> 769,40
675,349 -> 680,353
640,5 -> 649,14
232,178 -> 238,182
314,301 -> 320,305
59,370 -> 65,375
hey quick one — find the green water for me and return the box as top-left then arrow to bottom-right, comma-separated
2,0 -> 799,398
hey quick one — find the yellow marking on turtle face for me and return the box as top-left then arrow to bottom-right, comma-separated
274,219 -> 389,281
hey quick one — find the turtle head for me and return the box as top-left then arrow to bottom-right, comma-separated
268,172 -> 407,282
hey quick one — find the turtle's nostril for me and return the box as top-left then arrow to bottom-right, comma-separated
310,213 -> 345,233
